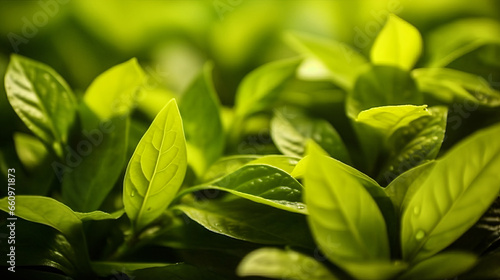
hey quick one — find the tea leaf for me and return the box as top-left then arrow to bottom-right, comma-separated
123,99 -> 187,231
401,123 -> 500,262
370,14 -> 422,71
4,54 -> 77,158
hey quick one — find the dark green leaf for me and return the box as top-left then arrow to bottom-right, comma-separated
131,264 -> 227,280
271,107 -> 350,163
4,54 -> 77,158
62,116 -> 129,212
123,99 -> 187,231
180,63 -> 224,176
346,65 -> 422,119
175,196 -> 315,248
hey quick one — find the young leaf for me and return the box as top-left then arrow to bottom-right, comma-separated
271,107 -> 350,163
412,67 -> 500,107
62,117 -> 129,212
201,155 -> 260,182
175,196 -> 314,248
397,251 -> 477,280
355,105 -> 430,136
123,99 -> 187,231
4,54 -> 77,158
285,32 -> 368,90
179,63 -> 224,176
401,123 -> 500,263
370,14 -> 422,71
176,164 -> 306,214
303,143 -> 391,263
346,65 -> 423,119
247,155 -> 300,174
234,57 -> 301,118
83,58 -> 145,123
237,248 -> 339,280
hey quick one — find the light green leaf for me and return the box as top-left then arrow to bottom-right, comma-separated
303,143 -> 391,264
370,14 -> 422,71
83,58 -> 145,123
62,117 -> 129,212
179,63 -> 224,176
123,99 -> 187,231
426,18 -> 500,67
237,248 -> 339,280
234,57 -> 301,118
271,107 -> 350,163
13,132 -> 49,172
247,155 -> 300,174
397,251 -> 477,280
338,261 -> 408,280
74,209 -> 124,222
175,196 -> 314,248
346,65 -> 423,119
176,164 -> 305,214
401,123 -> 500,262
285,32 -> 368,90
4,54 -> 77,158
355,105 -> 430,136
412,68 -> 500,107
378,107 -> 447,183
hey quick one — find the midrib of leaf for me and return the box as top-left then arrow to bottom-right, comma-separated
136,124 -> 168,226
408,148 -> 500,261
318,162 -> 372,260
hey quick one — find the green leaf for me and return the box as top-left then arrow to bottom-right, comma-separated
62,116 -> 129,212
460,251 -> 500,280
247,155 -> 300,174
234,57 -> 301,118
412,68 -> 500,107
303,143 -> 391,264
83,58 -> 145,123
13,132 -> 49,172
131,264 -> 227,280
91,261 -> 170,277
397,251 -> 477,280
175,196 -> 314,248
346,65 -> 423,119
237,248 -> 339,280
271,107 -> 350,163
355,105 -> 430,136
370,14 -> 422,71
401,123 -> 500,262
177,164 -> 305,214
179,63 -> 224,176
4,54 -> 77,158
426,18 -> 500,67
285,32 -> 368,90
123,99 -> 187,231
378,107 -> 447,183
200,155 -> 260,183
0,196 -> 92,276
74,209 -> 124,222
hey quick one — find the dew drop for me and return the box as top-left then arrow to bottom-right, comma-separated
415,230 -> 425,240
413,206 -> 420,216
296,205 -> 305,210
130,191 -> 135,197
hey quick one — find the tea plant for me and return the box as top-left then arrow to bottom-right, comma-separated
1,14 -> 499,280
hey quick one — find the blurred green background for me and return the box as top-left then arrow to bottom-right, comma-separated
1,0 -> 500,142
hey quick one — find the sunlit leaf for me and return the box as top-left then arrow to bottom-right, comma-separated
370,14 -> 422,71
237,248 -> 339,280
123,99 -> 187,231
401,123 -> 500,262
4,54 -> 77,158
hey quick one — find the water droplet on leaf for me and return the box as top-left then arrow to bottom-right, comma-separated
415,230 -> 425,240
